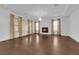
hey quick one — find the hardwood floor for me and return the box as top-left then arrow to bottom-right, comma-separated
0,34 -> 79,55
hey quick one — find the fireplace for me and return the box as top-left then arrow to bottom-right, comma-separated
42,27 -> 48,33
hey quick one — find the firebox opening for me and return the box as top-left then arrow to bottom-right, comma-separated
42,27 -> 48,33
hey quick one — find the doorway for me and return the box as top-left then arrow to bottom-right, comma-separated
35,21 -> 40,34
54,21 -> 58,35
52,18 -> 61,35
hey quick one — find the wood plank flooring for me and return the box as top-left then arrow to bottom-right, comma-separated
0,34 -> 79,55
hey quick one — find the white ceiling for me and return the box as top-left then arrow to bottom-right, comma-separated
1,4 -> 79,19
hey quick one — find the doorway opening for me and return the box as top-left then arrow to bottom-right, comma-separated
35,22 -> 40,34
52,19 -> 61,35
54,21 -> 58,35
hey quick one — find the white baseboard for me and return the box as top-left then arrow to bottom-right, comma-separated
69,35 -> 79,43
0,34 -> 34,42
1,34 -> 79,43
61,34 -> 69,36
0,37 -> 9,42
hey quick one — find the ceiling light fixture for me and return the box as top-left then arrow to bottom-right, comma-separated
54,4 -> 60,7
38,17 -> 42,21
